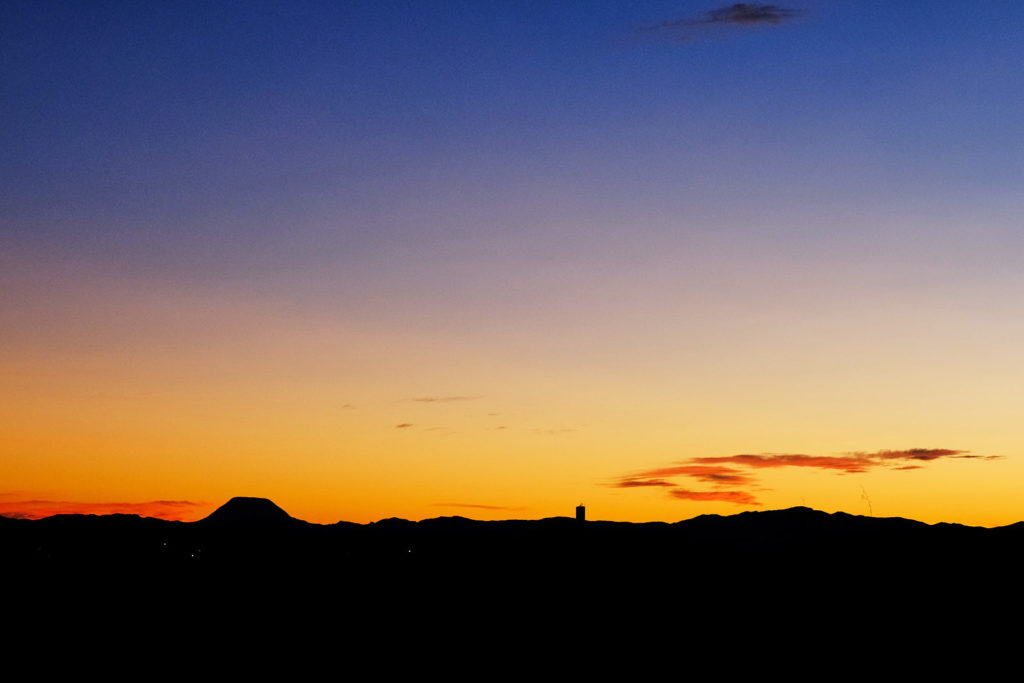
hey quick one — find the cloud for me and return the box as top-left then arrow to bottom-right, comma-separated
694,454 -> 874,474
622,464 -> 757,487
395,423 -> 413,429
611,447 -> 998,507
611,465 -> 760,505
704,3 -> 800,25
0,499 -> 209,521
612,478 -> 677,488
853,448 -> 967,462
407,396 -> 480,403
692,449 -> 982,474
432,503 -> 526,511
669,489 -> 761,505
641,3 -> 801,41
950,454 -> 1004,460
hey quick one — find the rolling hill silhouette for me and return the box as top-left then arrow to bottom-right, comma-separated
3,498 -> 1020,578
4,497 -> 1019,648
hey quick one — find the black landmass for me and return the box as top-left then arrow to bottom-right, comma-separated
4,497 -> 1021,658
4,497 -> 1022,584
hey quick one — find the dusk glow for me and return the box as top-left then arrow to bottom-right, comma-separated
3,1 -> 1023,526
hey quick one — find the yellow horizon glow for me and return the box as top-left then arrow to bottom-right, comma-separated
3,251 -> 1022,528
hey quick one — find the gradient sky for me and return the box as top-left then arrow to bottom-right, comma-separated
3,1 -> 1024,525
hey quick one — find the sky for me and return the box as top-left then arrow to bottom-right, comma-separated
3,1 -> 1024,525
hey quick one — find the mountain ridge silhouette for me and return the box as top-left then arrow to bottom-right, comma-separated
4,496 -> 1019,637
0,497 -> 1014,529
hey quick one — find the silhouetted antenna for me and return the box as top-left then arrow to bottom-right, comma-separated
860,486 -> 873,517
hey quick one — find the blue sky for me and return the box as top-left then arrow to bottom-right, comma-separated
6,1 -> 1022,273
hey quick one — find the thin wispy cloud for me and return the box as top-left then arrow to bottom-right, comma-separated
0,499 -> 209,521
693,449 -> 995,473
669,489 -> 761,505
640,3 -> 802,42
704,3 -> 800,25
949,454 -> 1003,460
617,464 -> 757,488
694,454 -> 875,474
406,396 -> 480,403
432,503 -> 526,511
395,423 -> 413,429
614,478 -> 677,488
859,448 -> 962,461
864,448 -> 998,462
612,448 -> 1000,507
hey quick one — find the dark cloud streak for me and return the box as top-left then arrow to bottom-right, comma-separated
432,503 -> 525,511
612,478 -> 677,488
640,3 -> 801,42
704,3 -> 800,25
407,396 -> 480,403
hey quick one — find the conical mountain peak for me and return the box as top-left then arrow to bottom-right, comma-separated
200,497 -> 299,526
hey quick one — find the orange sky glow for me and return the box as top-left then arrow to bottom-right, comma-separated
3,2 -> 1023,527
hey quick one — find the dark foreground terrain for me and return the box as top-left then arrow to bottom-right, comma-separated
4,497 -> 1021,663
7,496 -> 1022,579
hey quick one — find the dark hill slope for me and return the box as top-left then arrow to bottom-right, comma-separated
198,496 -> 304,528
3,501 -> 1022,590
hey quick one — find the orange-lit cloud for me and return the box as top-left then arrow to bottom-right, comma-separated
669,489 -> 761,505
949,455 -> 1003,460
613,478 -> 677,488
694,454 -> 874,473
612,466 -> 761,503
613,448 -> 998,507
692,449 -> 991,473
853,448 -> 967,462
620,464 -> 757,487
0,499 -> 208,521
